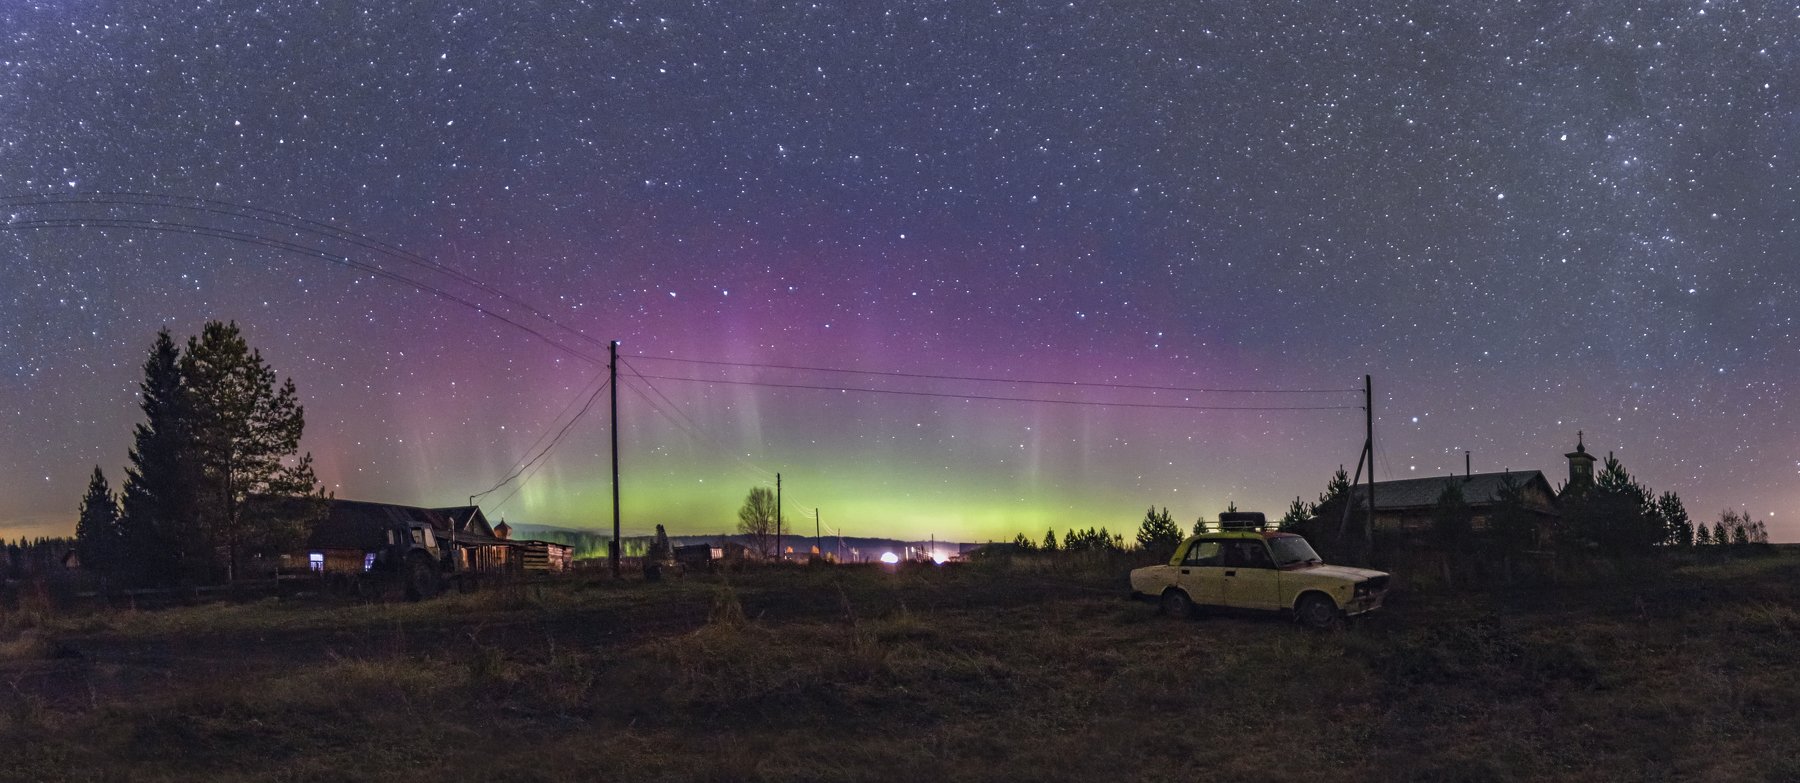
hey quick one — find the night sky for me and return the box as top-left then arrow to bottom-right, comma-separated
3,3 -> 1796,544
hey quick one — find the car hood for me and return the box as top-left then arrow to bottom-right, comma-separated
1289,564 -> 1387,581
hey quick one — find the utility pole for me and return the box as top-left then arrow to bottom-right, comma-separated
814,508 -> 821,559
610,340 -> 621,579
1364,374 -> 1376,556
775,472 -> 782,562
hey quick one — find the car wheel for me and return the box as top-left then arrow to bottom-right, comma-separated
1160,588 -> 1194,618
1296,593 -> 1342,630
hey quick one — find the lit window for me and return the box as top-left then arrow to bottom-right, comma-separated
363,553 -> 376,572
309,552 -> 325,573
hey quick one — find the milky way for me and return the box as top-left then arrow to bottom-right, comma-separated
3,2 -> 1796,542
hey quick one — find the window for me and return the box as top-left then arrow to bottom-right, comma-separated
363,552 -> 376,572
1223,541 -> 1274,569
308,552 -> 325,573
1183,541 -> 1223,566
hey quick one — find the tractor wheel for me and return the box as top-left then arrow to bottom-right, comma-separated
404,553 -> 442,602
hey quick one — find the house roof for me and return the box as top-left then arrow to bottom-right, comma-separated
432,505 -> 495,538
1341,470 -> 1557,512
306,499 -> 452,551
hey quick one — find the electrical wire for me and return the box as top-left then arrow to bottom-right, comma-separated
476,378 -> 611,508
631,372 -> 1363,412
627,353 -> 1360,395
3,191 -> 611,353
0,217 -> 610,367
471,370 -> 610,502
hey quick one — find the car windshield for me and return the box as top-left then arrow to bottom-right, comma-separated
1268,537 -> 1322,567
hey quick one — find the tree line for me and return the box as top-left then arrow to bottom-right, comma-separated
75,322 -> 325,587
993,449 -> 1772,570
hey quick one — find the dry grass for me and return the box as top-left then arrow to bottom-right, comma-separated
2,553 -> 1798,781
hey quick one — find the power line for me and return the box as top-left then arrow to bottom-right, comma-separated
632,372 -> 1362,412
4,192 -> 612,354
474,378 -> 611,506
471,370 -> 610,502
1,217 -> 610,367
627,353 -> 1360,394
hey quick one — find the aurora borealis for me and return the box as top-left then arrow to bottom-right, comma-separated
3,3 -> 1797,543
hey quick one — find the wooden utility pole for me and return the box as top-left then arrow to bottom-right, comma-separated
610,340 -> 621,579
1364,374 -> 1376,555
814,508 -> 821,558
775,472 -> 782,562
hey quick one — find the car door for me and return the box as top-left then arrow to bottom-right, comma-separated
1175,539 -> 1225,606
1220,540 -> 1282,610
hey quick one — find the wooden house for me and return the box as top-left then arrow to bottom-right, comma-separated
432,505 -> 513,573
1313,435 -> 1606,539
516,540 -> 573,573
294,499 -> 513,576
1326,470 -> 1561,535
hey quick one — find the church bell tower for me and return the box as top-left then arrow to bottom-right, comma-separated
1565,430 -> 1597,488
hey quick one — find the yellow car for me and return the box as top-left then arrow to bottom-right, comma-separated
1129,530 -> 1389,628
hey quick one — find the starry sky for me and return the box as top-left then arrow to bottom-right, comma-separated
3,2 -> 1796,544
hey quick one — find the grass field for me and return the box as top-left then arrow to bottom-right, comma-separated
2,552 -> 1798,782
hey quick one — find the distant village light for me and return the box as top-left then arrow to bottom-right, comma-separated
880,552 -> 900,564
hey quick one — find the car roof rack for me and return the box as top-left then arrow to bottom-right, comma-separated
1216,511 -> 1268,532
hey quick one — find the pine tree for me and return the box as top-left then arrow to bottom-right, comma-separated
1694,522 -> 1712,546
1567,453 -> 1659,553
1319,465 -> 1352,508
1011,532 -> 1038,552
1712,520 -> 1727,546
1063,529 -> 1077,550
1430,478 -> 1473,552
1041,528 -> 1059,552
119,328 -> 191,585
1191,516 -> 1207,536
1656,492 -> 1692,547
1489,473 -> 1538,556
1278,496 -> 1312,530
180,321 -> 323,581
75,466 -> 121,575
1135,505 -> 1182,558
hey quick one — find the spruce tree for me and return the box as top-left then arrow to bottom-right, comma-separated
1041,528 -> 1058,552
119,329 -> 191,585
1192,516 -> 1207,536
75,466 -> 121,575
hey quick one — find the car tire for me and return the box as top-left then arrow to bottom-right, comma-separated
1296,593 -> 1342,630
1159,588 -> 1194,618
